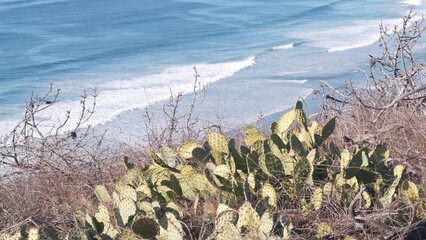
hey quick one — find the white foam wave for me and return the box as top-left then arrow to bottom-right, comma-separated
278,70 -> 308,76
400,0 -> 422,6
0,0 -> 69,11
289,19 -> 402,52
0,57 -> 255,136
253,79 -> 307,84
272,43 -> 295,50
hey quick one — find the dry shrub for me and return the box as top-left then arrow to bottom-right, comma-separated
142,66 -> 224,150
318,11 -> 426,176
0,86 -> 123,235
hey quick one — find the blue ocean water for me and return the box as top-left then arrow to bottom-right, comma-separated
0,0 -> 424,135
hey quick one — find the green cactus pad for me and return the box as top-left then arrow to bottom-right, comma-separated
237,201 -> 260,233
362,191 -> 372,209
320,118 -> 335,142
192,147 -> 209,162
308,121 -> 321,141
344,149 -> 368,179
123,169 -> 142,187
243,126 -> 266,147
137,201 -> 156,218
214,164 -> 232,180
38,226 -> 59,240
166,202 -> 184,219
123,156 -> 135,169
159,212 -> 184,240
118,198 -> 137,226
67,229 -> 89,240
147,148 -> 169,169
95,204 -> 111,227
215,221 -> 240,240
294,157 -> 313,189
0,234 -> 13,240
379,165 -> 404,207
316,223 -> 333,238
135,184 -> 152,199
178,166 -> 216,200
28,228 -> 38,240
132,217 -> 160,239
115,183 -> 137,202
160,147 -> 179,168
323,182 -> 333,197
95,185 -> 112,203
340,149 -> 351,173
294,101 -> 308,128
114,232 -> 140,240
211,149 -> 226,165
401,180 -> 420,202
216,209 -> 238,231
207,131 -> 229,153
276,109 -> 295,137
178,141 -> 200,159
290,135 -> 306,158
311,188 -> 323,211
259,211 -> 274,237
260,183 -> 277,208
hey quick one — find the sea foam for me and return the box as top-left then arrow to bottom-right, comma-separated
400,0 -> 422,6
0,57 -> 256,136
289,19 -> 402,52
272,43 -> 295,50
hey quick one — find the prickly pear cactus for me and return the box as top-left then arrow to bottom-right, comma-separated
260,183 -> 277,208
114,232 -> 140,240
178,141 -> 200,160
67,229 -> 89,240
131,217 -> 160,239
28,228 -> 38,240
207,132 -> 229,153
243,126 -> 266,147
316,223 -> 333,239
118,198 -> 137,226
379,165 -> 404,207
259,211 -> 274,237
237,201 -> 260,233
95,185 -> 112,203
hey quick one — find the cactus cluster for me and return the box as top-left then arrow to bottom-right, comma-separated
4,101 -> 423,239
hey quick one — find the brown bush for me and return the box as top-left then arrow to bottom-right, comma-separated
317,11 -> 426,177
0,87 -> 123,235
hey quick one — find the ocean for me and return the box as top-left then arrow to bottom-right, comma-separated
0,0 -> 425,138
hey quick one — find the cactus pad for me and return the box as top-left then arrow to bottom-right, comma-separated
260,183 -> 277,208
132,217 -> 160,239
401,180 -> 420,202
243,126 -> 266,147
114,232 -> 139,240
276,109 -> 295,137
115,183 -> 137,202
67,229 -> 88,240
28,228 -> 38,240
95,204 -> 111,227
259,211 -> 274,237
95,185 -> 112,203
379,165 -> 404,207
178,141 -> 199,159
316,223 -> 333,238
237,201 -> 260,233
118,198 -> 137,226
311,188 -> 323,211
207,132 -> 229,153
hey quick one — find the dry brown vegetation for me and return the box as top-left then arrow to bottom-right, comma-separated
317,11 -> 426,181
0,87 -> 124,234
